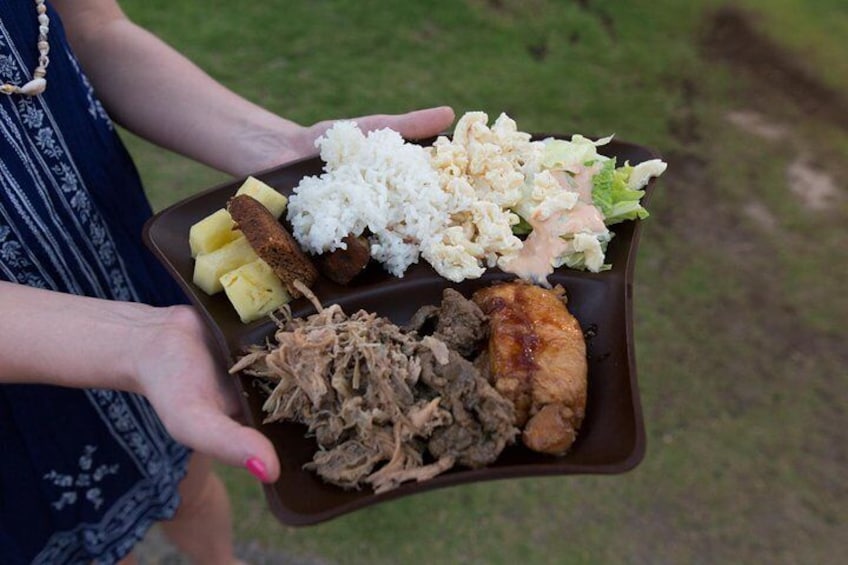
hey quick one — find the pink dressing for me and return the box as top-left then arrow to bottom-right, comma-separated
501,213 -> 569,284
551,160 -> 601,203
502,162 -> 607,283
557,201 -> 606,235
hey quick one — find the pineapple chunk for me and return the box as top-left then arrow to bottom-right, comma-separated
235,176 -> 288,219
220,259 -> 291,323
188,209 -> 241,257
192,236 -> 259,295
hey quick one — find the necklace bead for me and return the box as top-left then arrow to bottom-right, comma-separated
20,78 -> 47,96
2,0 -> 50,97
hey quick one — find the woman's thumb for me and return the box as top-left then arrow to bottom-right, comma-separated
171,405 -> 280,483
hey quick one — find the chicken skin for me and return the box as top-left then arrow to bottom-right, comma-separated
472,282 -> 587,455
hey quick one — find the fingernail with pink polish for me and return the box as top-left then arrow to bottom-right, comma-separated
245,457 -> 270,482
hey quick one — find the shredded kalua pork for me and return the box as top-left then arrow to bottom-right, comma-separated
230,285 -> 516,493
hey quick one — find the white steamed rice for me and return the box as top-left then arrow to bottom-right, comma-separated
287,122 -> 448,277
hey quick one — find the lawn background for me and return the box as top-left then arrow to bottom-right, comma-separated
118,1 -> 847,563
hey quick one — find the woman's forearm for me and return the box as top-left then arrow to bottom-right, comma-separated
53,0 -> 307,176
51,1 -> 455,178
0,280 -> 152,390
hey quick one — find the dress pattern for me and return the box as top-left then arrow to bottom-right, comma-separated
0,3 -> 191,564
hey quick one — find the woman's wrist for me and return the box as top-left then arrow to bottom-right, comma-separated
113,301 -> 174,395
122,303 -> 210,397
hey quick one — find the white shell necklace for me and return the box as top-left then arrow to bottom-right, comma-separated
1,0 -> 50,96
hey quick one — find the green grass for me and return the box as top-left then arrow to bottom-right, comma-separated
117,1 -> 847,562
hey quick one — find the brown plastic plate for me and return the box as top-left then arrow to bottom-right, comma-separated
143,134 -> 659,526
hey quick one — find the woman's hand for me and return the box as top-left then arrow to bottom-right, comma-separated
245,106 -> 457,175
0,282 -> 279,482
130,305 -> 279,483
294,106 -> 457,160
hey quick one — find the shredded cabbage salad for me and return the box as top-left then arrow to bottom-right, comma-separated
507,133 -> 667,280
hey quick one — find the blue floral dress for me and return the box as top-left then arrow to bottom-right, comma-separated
1,3 -> 191,563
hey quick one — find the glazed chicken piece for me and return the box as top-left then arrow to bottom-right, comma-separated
472,282 -> 587,455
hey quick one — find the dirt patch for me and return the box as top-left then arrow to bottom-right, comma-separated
743,200 -> 778,233
702,6 -> 848,130
722,109 -> 844,212
667,78 -> 701,144
724,110 -> 788,141
786,157 -> 843,211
